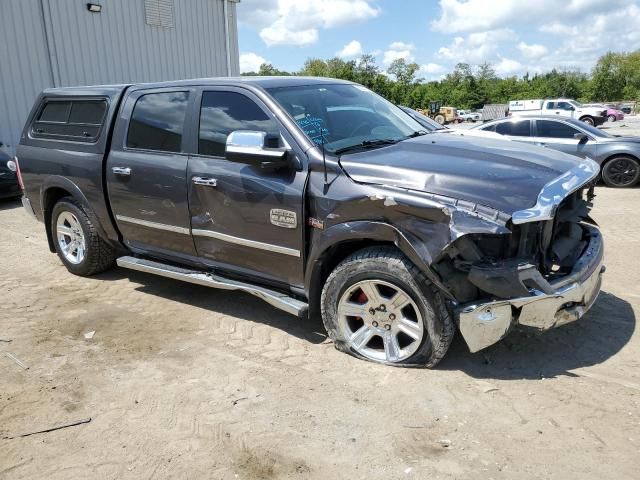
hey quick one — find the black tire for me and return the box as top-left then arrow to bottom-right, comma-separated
320,247 -> 455,368
51,198 -> 116,276
601,156 -> 640,188
608,114 -> 617,122
434,114 -> 445,125
466,117 -> 473,122
580,116 -> 595,126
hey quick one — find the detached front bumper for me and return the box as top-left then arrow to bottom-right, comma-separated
457,225 -> 604,353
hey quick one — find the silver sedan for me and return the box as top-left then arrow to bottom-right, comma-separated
473,116 -> 640,188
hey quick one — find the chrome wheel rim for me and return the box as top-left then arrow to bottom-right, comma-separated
56,211 -> 86,264
337,279 -> 424,363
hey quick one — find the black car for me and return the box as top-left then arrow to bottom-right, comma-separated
17,77 -> 605,367
0,143 -> 21,199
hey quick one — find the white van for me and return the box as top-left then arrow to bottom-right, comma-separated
509,99 -> 607,126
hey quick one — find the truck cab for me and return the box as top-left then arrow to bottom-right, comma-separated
17,77 -> 605,368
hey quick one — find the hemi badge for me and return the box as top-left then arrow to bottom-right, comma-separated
308,217 -> 324,230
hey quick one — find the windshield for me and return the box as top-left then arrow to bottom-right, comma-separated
569,100 -> 583,108
398,106 -> 446,132
578,120 -> 612,138
266,84 -> 424,153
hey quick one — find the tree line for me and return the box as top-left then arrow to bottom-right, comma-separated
243,50 -> 640,110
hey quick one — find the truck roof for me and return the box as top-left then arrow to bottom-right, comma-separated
42,76 -> 355,96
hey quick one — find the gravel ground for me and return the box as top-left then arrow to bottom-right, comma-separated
1,184 -> 639,479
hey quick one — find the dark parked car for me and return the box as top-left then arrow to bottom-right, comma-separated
0,143 -> 22,199
17,77 -> 604,367
474,116 -> 640,188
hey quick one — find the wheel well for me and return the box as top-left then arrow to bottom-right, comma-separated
601,153 -> 639,168
579,115 -> 593,122
307,239 -> 397,320
43,187 -> 72,252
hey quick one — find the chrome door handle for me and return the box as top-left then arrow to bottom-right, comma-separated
112,167 -> 131,176
192,176 -> 217,187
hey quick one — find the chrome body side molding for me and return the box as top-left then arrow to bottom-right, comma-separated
115,215 -> 190,235
192,228 -> 300,257
116,256 -> 308,317
511,159 -> 600,225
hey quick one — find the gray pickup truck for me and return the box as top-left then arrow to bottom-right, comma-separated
17,77 -> 605,367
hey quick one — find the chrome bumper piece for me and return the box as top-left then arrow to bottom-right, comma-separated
458,225 -> 604,353
22,196 -> 36,220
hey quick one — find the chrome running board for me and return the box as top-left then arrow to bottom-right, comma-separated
116,256 -> 308,318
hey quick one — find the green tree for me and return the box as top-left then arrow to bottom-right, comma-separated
387,58 -> 420,85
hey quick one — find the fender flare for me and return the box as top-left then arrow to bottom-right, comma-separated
40,176 -> 114,252
305,220 -> 455,317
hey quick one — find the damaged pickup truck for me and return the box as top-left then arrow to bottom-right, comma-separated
17,77 -> 604,367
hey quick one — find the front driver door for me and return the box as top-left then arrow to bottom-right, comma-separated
187,87 -> 307,288
533,119 -> 597,159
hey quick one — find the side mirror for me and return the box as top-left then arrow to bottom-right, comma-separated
225,130 -> 289,170
574,133 -> 588,144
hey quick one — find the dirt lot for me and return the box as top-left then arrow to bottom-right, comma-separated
1,185 -> 639,480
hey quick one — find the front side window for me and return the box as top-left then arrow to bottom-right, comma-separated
536,120 -> 580,139
495,120 -> 531,137
557,102 -> 573,110
127,91 -> 189,152
267,84 -> 423,153
32,99 -> 107,141
198,91 -> 278,157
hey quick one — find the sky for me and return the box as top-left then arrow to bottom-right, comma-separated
236,0 -> 640,79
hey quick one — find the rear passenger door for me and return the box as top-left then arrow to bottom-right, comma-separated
186,87 -> 307,287
493,119 -> 534,144
106,88 -> 197,257
533,119 -> 596,158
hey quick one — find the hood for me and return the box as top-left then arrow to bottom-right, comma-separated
339,133 -> 582,215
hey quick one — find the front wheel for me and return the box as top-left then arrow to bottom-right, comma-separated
580,116 -> 595,126
51,198 -> 116,276
608,114 -> 617,122
321,247 -> 454,367
601,156 -> 640,188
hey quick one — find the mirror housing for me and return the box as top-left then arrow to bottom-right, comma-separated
573,132 -> 589,144
225,130 -> 289,170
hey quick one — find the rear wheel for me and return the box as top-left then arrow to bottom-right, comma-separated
434,114 -> 445,125
580,116 -> 595,126
51,198 -> 116,276
608,114 -> 617,122
601,156 -> 640,188
321,247 -> 454,367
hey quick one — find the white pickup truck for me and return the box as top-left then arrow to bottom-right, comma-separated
509,99 -> 607,126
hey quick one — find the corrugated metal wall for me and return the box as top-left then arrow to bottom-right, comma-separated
0,0 -> 239,153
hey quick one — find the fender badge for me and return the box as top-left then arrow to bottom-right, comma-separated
270,209 -> 297,229
308,217 -> 324,229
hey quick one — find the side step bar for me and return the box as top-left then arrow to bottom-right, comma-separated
116,256 -> 308,318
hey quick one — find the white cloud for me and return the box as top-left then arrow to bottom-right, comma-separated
383,41 -> 415,65
420,63 -> 446,74
239,52 -> 268,73
437,29 -> 516,64
517,42 -> 548,59
336,40 -> 363,59
239,0 -> 380,47
495,57 -> 523,76
431,0 -> 629,33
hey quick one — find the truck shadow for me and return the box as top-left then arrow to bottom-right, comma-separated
95,269 -> 328,345
439,291 -> 635,379
0,198 -> 21,210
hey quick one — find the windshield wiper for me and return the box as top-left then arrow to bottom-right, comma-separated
406,130 -> 428,138
334,138 -> 399,155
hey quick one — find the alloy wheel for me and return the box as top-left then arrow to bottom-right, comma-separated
56,211 -> 86,264
337,279 -> 424,363
605,158 -> 639,187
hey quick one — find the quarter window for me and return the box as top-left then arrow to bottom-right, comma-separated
495,120 -> 531,137
32,99 -> 107,141
127,91 -> 189,152
198,91 -> 278,157
536,120 -> 581,139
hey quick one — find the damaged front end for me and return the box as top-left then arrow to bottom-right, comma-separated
432,159 -> 605,352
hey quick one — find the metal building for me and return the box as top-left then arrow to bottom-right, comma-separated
0,0 -> 240,154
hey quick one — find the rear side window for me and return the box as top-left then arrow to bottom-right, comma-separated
536,120 -> 580,139
198,91 -> 278,157
495,120 -> 531,137
127,91 -> 189,153
32,99 -> 107,142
